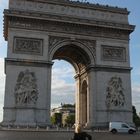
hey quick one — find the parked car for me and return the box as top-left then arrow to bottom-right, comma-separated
109,122 -> 136,134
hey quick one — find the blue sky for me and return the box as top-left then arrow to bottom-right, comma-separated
0,0 -> 140,121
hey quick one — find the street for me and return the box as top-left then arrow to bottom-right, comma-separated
0,130 -> 139,140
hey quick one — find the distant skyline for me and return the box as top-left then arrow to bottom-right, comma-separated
0,0 -> 140,122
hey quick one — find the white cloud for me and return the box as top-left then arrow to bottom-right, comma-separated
0,0 -> 8,122
52,67 -> 75,79
52,70 -> 75,94
0,58 -> 5,76
132,84 -> 140,113
0,0 -> 8,8
51,63 -> 75,107
0,58 -> 5,122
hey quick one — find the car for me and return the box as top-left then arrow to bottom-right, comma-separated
109,122 -> 136,134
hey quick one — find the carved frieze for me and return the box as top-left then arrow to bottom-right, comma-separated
49,36 -> 69,49
78,39 -> 96,58
106,76 -> 125,108
49,36 -> 96,58
14,69 -> 39,105
13,37 -> 43,55
8,16 -> 129,40
102,45 -> 126,61
49,36 -> 94,71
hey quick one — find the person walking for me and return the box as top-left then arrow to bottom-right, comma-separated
72,124 -> 92,140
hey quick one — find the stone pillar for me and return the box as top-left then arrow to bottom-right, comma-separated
75,74 -> 80,125
86,68 -> 97,128
35,61 -> 53,127
2,58 -> 53,127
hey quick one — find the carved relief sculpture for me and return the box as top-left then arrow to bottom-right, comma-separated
102,45 -> 126,61
2,0 -> 134,127
14,37 -> 43,55
106,76 -> 125,108
14,69 -> 39,105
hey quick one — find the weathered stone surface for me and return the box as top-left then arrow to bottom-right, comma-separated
2,0 -> 134,128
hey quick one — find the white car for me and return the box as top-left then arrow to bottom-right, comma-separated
109,122 -> 136,134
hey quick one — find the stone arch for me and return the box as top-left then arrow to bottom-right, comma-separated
49,39 -> 92,126
2,0 -> 134,129
49,39 -> 95,73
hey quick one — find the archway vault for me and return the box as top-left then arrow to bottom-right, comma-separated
49,38 -> 95,74
51,40 -> 92,126
53,44 -> 91,73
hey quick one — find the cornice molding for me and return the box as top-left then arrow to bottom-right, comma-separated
4,9 -> 134,31
3,10 -> 135,41
5,58 -> 53,69
86,64 -> 132,73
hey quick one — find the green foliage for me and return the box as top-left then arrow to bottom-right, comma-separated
51,113 -> 62,125
51,115 -> 56,125
61,103 -> 75,108
65,115 -> 75,126
132,106 -> 140,127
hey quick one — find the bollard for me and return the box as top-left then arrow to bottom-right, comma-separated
36,126 -> 39,131
57,126 -> 59,131
46,126 -> 49,131
8,125 -> 10,130
67,127 -> 69,131
27,124 -> 29,129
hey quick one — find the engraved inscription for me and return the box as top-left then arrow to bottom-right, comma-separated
14,69 -> 39,105
14,37 -> 43,55
102,45 -> 126,61
106,76 -> 125,108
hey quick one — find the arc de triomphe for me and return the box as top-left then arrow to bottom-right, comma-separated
2,0 -> 135,128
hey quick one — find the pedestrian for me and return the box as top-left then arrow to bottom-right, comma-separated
71,124 -> 92,140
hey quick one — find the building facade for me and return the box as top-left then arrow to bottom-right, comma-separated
51,104 -> 75,126
2,0 -> 135,128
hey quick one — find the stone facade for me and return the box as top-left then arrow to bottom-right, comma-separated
2,0 -> 135,128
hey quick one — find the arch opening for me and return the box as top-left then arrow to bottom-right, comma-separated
51,60 -> 75,108
52,44 -> 91,73
51,60 -> 75,127
51,44 -> 91,127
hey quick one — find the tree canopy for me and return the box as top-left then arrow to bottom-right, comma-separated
132,106 -> 140,127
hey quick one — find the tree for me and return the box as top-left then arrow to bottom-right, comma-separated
51,113 -> 62,126
132,106 -> 140,127
65,114 -> 75,126
61,103 -> 75,108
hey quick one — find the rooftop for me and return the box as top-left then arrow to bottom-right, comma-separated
25,0 -> 129,14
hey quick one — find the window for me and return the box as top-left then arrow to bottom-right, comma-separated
122,124 -> 129,128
